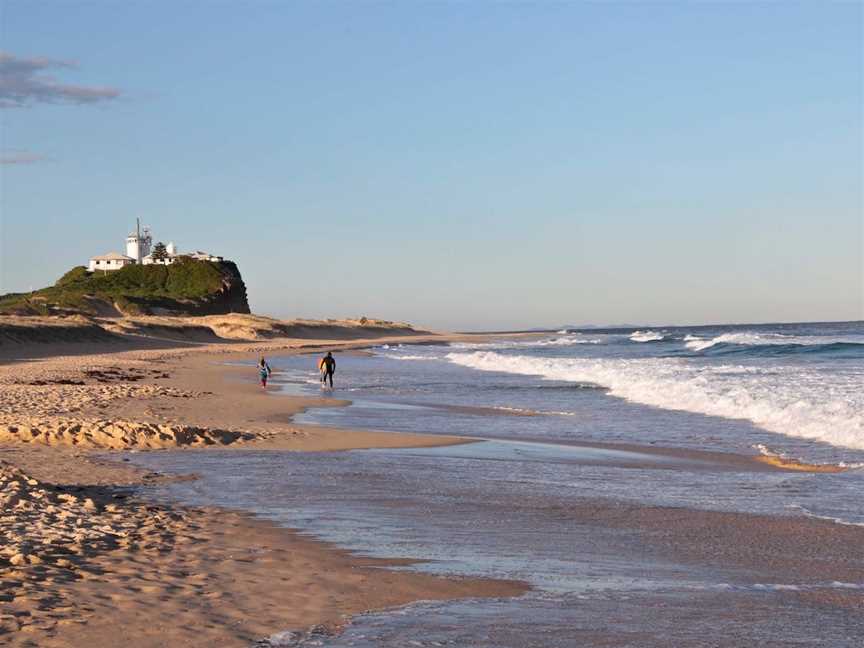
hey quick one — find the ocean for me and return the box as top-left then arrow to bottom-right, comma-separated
312,320 -> 864,462
129,320 -> 864,647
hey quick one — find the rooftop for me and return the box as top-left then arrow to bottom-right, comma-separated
90,252 -> 135,261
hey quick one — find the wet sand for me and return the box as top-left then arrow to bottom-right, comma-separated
1,458 -> 524,647
129,441 -> 864,647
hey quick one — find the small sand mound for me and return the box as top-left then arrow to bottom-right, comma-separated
0,461 -> 188,636
0,462 -> 128,570
0,418 -> 255,449
754,454 -> 847,474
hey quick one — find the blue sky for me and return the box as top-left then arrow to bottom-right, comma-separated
1,1 -> 861,330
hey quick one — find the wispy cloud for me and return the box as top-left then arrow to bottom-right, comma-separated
0,150 -> 48,165
0,52 -> 121,108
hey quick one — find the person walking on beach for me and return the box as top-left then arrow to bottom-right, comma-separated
319,351 -> 336,389
258,357 -> 272,389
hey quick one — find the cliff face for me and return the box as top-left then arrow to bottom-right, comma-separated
211,261 -> 251,314
0,260 -> 251,317
129,261 -> 251,316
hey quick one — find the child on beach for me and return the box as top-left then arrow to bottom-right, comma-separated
258,357 -> 272,388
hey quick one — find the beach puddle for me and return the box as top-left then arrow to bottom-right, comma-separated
385,438 -> 720,471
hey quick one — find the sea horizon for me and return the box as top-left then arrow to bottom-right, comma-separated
459,317 -> 864,335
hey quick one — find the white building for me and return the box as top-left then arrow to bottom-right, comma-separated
88,252 -> 136,272
87,221 -> 224,272
188,250 -> 223,262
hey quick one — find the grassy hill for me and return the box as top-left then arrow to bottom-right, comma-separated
0,259 -> 250,317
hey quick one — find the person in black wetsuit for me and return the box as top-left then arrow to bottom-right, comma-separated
319,351 -> 336,388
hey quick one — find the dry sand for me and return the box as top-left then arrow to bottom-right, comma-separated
0,328 -> 486,452
0,328 -> 526,647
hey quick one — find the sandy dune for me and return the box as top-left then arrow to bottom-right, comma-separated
0,313 -> 428,352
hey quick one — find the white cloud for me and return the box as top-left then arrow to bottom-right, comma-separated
0,52 -> 121,108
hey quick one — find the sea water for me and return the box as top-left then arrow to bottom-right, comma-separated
298,320 -> 864,464
281,320 -> 864,527
133,445 -> 864,647
130,321 -> 864,647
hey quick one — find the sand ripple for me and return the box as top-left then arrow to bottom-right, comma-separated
0,359 -> 257,449
0,418 -> 255,449
0,461 -> 186,637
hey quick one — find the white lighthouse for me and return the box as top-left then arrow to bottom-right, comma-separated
125,218 -> 152,263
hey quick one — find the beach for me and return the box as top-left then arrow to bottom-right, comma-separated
0,330 -> 526,647
5,3 -> 859,644
1,324 -> 862,646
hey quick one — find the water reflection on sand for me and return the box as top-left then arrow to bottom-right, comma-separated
131,441 -> 864,648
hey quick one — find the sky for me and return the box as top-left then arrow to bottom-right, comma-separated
0,1 -> 861,331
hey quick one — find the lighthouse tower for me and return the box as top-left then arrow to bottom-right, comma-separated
125,218 -> 152,263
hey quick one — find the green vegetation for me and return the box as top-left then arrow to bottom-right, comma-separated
55,266 -> 90,286
151,242 -> 169,261
0,259 -> 246,316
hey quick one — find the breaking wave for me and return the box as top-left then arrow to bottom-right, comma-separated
445,351 -> 864,450
380,353 -> 441,361
448,335 -> 602,351
684,332 -> 864,354
538,336 -> 601,346
629,330 -> 666,342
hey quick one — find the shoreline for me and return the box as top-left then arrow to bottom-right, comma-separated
0,332 -> 530,647
2,331 -> 860,645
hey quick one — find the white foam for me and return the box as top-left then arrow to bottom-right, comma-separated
789,506 -> 864,528
380,353 -> 440,361
683,335 -> 712,351
539,336 -> 599,346
837,461 -> 864,469
445,351 -> 864,450
711,582 -> 864,593
449,335 -> 601,351
492,406 -> 577,417
629,330 -> 665,342
379,335 -> 603,360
